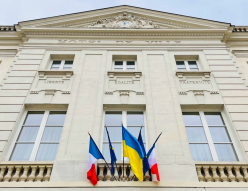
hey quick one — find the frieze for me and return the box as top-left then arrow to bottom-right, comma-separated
58,39 -> 183,45
180,80 -> 211,84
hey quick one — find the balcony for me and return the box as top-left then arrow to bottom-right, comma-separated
195,162 -> 248,182
0,161 -> 53,182
97,162 -> 151,181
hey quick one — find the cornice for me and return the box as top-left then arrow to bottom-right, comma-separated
23,32 -> 225,37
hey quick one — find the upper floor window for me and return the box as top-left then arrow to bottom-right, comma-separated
51,60 -> 73,70
183,112 -> 238,161
103,111 -> 145,161
10,111 -> 66,161
113,61 -> 136,71
176,61 -> 199,71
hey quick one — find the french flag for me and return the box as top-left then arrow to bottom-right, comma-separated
147,144 -> 160,181
87,136 -> 103,185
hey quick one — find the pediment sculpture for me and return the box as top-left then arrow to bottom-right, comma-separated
85,12 -> 161,29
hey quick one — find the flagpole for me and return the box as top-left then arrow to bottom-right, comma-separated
105,125 -> 121,180
122,121 -> 124,181
88,132 -> 117,181
153,132 -> 162,146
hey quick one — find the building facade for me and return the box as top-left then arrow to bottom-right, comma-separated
0,5 -> 248,190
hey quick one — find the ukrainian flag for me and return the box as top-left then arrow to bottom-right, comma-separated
122,125 -> 144,181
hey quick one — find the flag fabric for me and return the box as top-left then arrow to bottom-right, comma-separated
138,129 -> 150,174
147,144 -> 160,181
122,125 -> 144,181
105,127 -> 117,174
87,136 -> 104,185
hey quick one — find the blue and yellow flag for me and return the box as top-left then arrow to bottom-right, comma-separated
122,125 -> 144,181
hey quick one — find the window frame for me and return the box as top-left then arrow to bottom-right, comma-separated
50,60 -> 73,70
112,60 -> 137,71
183,111 -> 239,161
101,109 -> 147,161
176,60 -> 200,71
8,110 -> 66,161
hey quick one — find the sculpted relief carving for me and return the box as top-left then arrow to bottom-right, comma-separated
56,12 -> 193,29
89,12 -> 160,29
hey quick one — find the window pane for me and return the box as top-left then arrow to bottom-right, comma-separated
103,126 -> 122,142
127,127 -> 145,140
41,127 -> 63,142
204,112 -> 224,126
126,61 -> 135,70
103,143 -> 122,161
189,144 -> 213,161
182,112 -> 202,126
127,112 -> 144,126
105,111 -> 122,126
18,127 -> 39,142
209,127 -> 231,142
24,111 -> 44,125
188,61 -> 198,70
36,144 -> 59,161
186,127 -> 207,142
51,60 -> 61,69
46,111 -> 66,126
63,60 -> 73,69
215,144 -> 238,161
10,143 -> 34,161
176,61 -> 186,70
114,61 -> 123,70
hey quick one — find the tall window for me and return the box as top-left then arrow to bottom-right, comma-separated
103,111 -> 145,161
183,112 -> 238,161
10,111 -> 66,161
51,60 -> 73,70
113,61 -> 136,71
176,61 -> 199,71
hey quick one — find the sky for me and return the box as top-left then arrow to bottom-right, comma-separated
0,0 -> 247,26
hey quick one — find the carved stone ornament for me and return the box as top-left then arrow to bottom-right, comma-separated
88,12 -> 160,29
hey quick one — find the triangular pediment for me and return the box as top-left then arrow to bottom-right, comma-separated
18,5 -> 230,30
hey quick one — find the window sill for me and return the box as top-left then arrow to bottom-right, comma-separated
175,70 -> 211,78
38,70 -> 73,78
107,70 -> 142,78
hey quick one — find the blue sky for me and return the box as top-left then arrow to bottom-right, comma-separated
0,0 -> 247,25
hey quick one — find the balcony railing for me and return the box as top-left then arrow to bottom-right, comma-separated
0,161 -> 53,182
97,162 -> 151,181
195,162 -> 248,182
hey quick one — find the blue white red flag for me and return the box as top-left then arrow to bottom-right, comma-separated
87,136 -> 104,185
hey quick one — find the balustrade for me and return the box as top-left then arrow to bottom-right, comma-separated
0,162 -> 53,182
196,163 -> 248,182
97,163 -> 151,181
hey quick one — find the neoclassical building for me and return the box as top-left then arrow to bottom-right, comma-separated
0,5 -> 248,190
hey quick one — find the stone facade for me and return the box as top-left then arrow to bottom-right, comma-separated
0,5 -> 248,190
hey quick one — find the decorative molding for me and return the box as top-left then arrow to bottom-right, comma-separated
233,27 -> 248,32
62,91 -> 70,94
45,89 -> 56,95
30,91 -> 39,94
176,71 -> 211,78
23,32 -> 225,37
56,12 -> 194,29
107,71 -> 142,78
38,70 -> 73,78
210,91 -> 219,94
193,91 -> 204,96
179,91 -> 187,95
136,92 -> 144,95
0,26 -> 15,31
119,90 -> 129,96
105,91 -> 113,95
